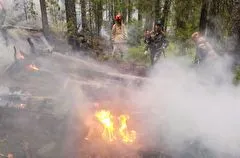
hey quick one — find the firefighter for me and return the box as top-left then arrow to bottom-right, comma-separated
191,32 -> 217,64
111,13 -> 127,58
144,20 -> 168,65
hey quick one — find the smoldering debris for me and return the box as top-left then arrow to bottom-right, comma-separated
0,26 -> 151,158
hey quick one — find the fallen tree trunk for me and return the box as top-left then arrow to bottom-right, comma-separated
52,52 -> 148,86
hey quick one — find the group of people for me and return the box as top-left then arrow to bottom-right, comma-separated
111,13 -> 217,66
111,13 -> 168,65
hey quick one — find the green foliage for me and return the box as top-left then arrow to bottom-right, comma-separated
233,66 -> 240,85
24,0 -> 38,20
164,41 -> 178,56
46,0 -> 63,24
66,19 -> 78,37
50,21 -> 67,37
127,20 -> 144,46
172,0 -> 201,55
134,0 -> 154,15
174,0 -> 201,39
46,0 -> 67,35
126,44 -> 150,65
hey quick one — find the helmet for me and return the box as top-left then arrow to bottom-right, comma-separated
155,20 -> 163,27
115,14 -> 122,21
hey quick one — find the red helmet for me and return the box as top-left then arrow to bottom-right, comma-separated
115,14 -> 122,21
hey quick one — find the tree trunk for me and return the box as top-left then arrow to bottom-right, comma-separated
155,0 -> 161,21
108,0 -> 114,29
80,0 -> 87,32
39,0 -> 49,37
138,10 -> 142,21
136,0 -> 143,22
199,0 -> 209,34
127,0 -> 132,23
161,0 -> 172,31
95,0 -> 103,35
122,0 -> 127,23
23,0 -> 28,21
89,1 -> 93,46
65,0 -> 79,50
232,0 -> 240,54
207,0 -> 221,41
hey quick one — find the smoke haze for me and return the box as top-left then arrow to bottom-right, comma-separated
132,55 -> 240,156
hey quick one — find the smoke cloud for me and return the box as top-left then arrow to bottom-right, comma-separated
132,55 -> 240,156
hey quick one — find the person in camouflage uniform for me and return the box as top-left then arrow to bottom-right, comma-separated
144,20 -> 168,66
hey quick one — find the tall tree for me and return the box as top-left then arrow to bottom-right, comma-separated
40,0 -> 49,36
232,0 -> 240,54
65,0 -> 79,50
207,0 -> 221,41
135,0 -> 144,21
80,0 -> 87,32
161,0 -> 172,31
174,0 -> 201,55
122,0 -> 127,23
127,0 -> 132,23
93,0 -> 103,35
155,0 -> 161,21
199,0 -> 209,34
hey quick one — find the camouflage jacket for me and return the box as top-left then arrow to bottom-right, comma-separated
144,32 -> 168,50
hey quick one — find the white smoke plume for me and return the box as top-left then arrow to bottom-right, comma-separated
132,55 -> 240,156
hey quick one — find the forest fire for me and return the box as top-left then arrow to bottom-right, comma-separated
27,64 -> 39,71
90,109 -> 137,144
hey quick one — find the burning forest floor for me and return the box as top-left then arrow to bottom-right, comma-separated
0,39 -> 169,157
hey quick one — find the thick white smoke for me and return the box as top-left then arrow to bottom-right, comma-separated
133,55 -> 240,156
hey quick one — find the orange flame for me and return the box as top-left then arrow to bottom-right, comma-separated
94,110 -> 136,144
27,64 -> 39,71
95,110 -> 116,142
118,115 -> 136,143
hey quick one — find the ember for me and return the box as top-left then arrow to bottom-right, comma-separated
94,109 -> 136,144
27,64 -> 39,71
